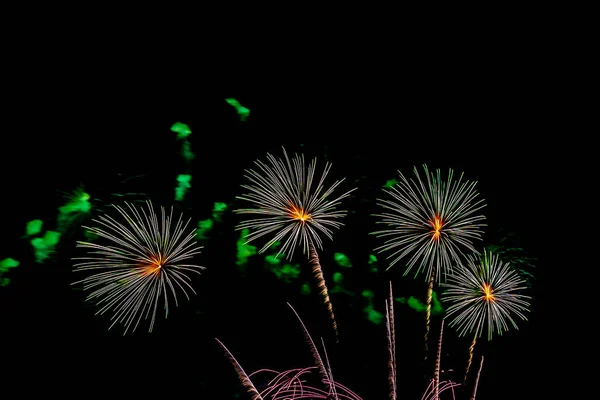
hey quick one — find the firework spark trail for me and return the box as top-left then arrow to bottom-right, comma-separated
321,337 -> 339,400
221,305 -> 364,400
309,241 -> 338,340
250,367 -> 362,400
72,201 -> 204,334
434,320 -> 444,400
385,282 -> 397,400
470,356 -> 484,400
215,339 -> 263,400
420,379 -> 460,400
425,273 -> 434,358
464,335 -> 477,383
287,302 -> 331,392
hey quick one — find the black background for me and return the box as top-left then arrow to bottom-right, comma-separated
0,41 -> 560,399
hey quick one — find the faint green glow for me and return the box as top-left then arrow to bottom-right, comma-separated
264,255 -> 281,265
383,178 -> 399,188
487,233 -> 537,283
225,98 -> 250,121
212,202 -> 228,221
0,277 -> 9,287
330,271 -> 354,295
175,174 -> 192,201
214,202 -> 228,212
334,252 -> 352,268
368,254 -> 379,272
364,306 -> 384,325
30,230 -> 62,263
236,229 -> 257,268
362,289 -> 374,299
171,122 -> 192,139
57,187 -> 92,233
301,283 -> 311,295
25,219 -> 43,236
196,219 -> 214,240
332,271 -> 343,283
84,230 -> 98,241
181,141 -> 195,162
361,289 -> 383,324
395,291 -> 443,315
267,262 -> 300,283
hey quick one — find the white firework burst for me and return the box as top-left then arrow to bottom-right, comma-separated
372,164 -> 487,282
72,200 -> 204,334
441,249 -> 531,341
235,147 -> 356,260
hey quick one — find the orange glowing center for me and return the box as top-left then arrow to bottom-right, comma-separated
143,255 -> 166,275
288,205 -> 311,222
430,216 -> 443,240
482,283 -> 495,302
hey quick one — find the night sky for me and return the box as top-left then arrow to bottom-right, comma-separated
0,69 -> 553,399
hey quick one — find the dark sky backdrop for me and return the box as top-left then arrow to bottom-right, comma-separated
0,63 -> 555,400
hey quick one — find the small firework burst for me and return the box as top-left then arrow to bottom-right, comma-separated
235,147 -> 356,261
72,200 -> 204,334
441,249 -> 531,341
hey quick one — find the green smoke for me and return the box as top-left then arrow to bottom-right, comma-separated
362,289 -> 384,325
267,262 -> 300,283
330,272 -> 354,296
300,283 -> 311,295
236,229 -> 257,268
30,230 -> 62,263
196,219 -> 214,240
56,187 -> 91,233
395,291 -> 444,315
170,121 -> 192,139
180,141 -> 195,162
0,258 -> 20,287
25,219 -> 43,236
225,98 -> 250,121
383,178 -> 399,188
175,174 -> 192,201
334,252 -> 352,268
368,254 -> 379,273
212,202 -> 228,221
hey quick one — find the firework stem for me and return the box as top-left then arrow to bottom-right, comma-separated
425,272 -> 434,359
464,335 -> 477,383
309,241 -> 339,341
470,355 -> 484,400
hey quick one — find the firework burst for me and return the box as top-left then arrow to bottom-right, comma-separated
72,200 -> 204,334
235,147 -> 356,260
442,249 -> 530,341
441,249 -> 530,380
372,164 -> 486,280
372,164 -> 486,356
235,147 -> 356,338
